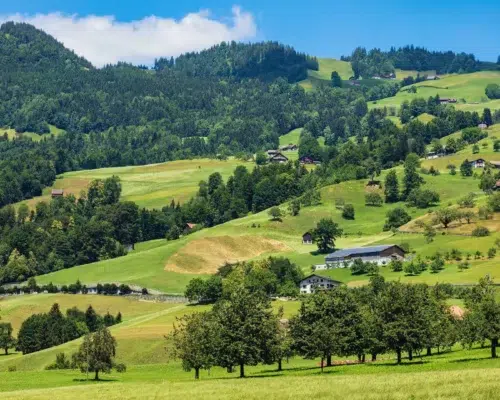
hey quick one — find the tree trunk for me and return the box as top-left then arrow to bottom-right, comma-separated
239,363 -> 245,378
426,347 -> 432,356
326,354 -> 332,367
278,359 -> 282,372
94,370 -> 99,381
396,349 -> 402,364
195,367 -> 200,380
357,354 -> 362,362
371,353 -> 377,362
4,348 -> 8,355
321,357 -> 324,373
408,349 -> 413,361
362,354 -> 366,363
227,366 -> 233,373
492,338 -> 498,358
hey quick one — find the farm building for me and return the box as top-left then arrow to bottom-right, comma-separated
51,189 -> 64,198
280,144 -> 298,151
302,232 -> 313,245
469,158 -> 486,168
426,75 -> 439,80
269,152 -> 289,163
478,123 -> 488,130
185,223 -> 197,233
426,151 -> 446,160
439,98 -> 457,104
325,244 -> 406,268
299,156 -> 319,165
266,149 -> 280,157
299,274 -> 341,294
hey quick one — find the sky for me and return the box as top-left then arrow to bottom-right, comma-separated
0,0 -> 499,67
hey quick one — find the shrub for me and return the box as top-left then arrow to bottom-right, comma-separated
365,192 -> 383,207
458,192 -> 476,208
115,363 -> 127,373
406,189 -> 440,208
389,259 -> 403,272
478,206 -> 493,220
487,192 -> 500,212
383,207 -> 412,231
342,204 -> 355,220
488,247 -> 497,259
472,226 -> 490,237
8,366 -> 16,372
268,207 -> 282,221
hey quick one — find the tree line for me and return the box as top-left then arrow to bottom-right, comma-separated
16,303 -> 122,354
169,275 -> 500,379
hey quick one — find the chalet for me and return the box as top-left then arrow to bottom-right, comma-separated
279,144 -> 298,151
478,123 -> 488,130
299,274 -> 341,294
469,158 -> 486,168
325,244 -> 406,268
51,189 -> 64,198
302,232 -> 313,245
269,153 -> 289,163
439,98 -> 457,104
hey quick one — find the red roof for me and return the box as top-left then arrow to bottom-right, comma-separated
186,223 -> 197,229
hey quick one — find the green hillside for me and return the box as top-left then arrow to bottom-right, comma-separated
370,71 -> 500,111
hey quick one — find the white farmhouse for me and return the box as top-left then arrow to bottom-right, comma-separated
325,244 -> 406,268
299,274 -> 341,294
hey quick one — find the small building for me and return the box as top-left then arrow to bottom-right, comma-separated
325,244 -> 406,268
478,123 -> 488,130
439,98 -> 457,104
426,151 -> 446,160
185,223 -> 197,233
426,75 -> 439,81
51,189 -> 64,198
299,156 -> 316,165
266,149 -> 280,157
302,232 -> 313,245
470,158 -> 486,168
299,274 -> 341,294
280,144 -> 298,151
269,152 -> 289,163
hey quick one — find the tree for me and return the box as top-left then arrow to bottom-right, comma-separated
331,71 -> 342,88
483,108 -> 493,126
430,253 -> 444,273
402,154 -> 424,199
433,208 -> 458,229
255,152 -> 268,165
342,204 -> 355,220
384,170 -> 399,203
364,158 -> 381,183
212,286 -> 279,378
167,312 -> 218,379
389,259 -> 403,272
488,192 -> 500,212
424,224 -> 437,244
288,200 -> 300,216
311,219 -> 343,253
290,287 -> 362,370
73,328 -> 117,380
365,192 -> 383,207
458,192 -> 476,208
268,207 -> 282,221
383,207 -> 411,231
460,159 -> 473,177
406,189 -> 440,209
480,173 -> 496,193
0,323 -> 15,355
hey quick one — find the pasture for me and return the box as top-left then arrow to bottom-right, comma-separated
0,125 -> 64,141
370,71 -> 500,111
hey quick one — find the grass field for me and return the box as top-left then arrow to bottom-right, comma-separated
1,294 -> 500,399
0,125 -> 64,141
21,158 -> 253,209
370,71 -> 500,112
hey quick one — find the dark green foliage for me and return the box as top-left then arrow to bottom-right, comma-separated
402,153 -> 424,200
311,219 -> 343,253
406,189 -> 440,208
487,192 -> 500,212
383,207 -> 412,231
485,84 -> 500,100
185,276 -> 223,304
46,352 -> 73,370
16,303 -> 120,354
461,127 -> 487,144
365,192 -> 383,207
0,322 -> 15,355
342,204 -> 355,220
331,71 -> 342,88
384,170 -> 400,203
460,159 -> 473,177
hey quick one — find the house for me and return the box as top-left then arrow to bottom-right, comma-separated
185,223 -> 197,233
279,144 -> 298,151
51,189 -> 64,198
439,98 -> 457,104
478,123 -> 488,130
302,232 -> 313,245
325,244 -> 406,268
469,158 -> 486,168
266,149 -> 280,157
269,152 -> 289,163
299,274 -> 341,294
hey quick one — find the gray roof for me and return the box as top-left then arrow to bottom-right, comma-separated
300,274 -> 341,284
325,245 -> 402,260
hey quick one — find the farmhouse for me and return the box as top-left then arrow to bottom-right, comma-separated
280,144 -> 298,151
302,232 -> 313,245
299,274 -> 341,294
269,152 -> 289,163
469,158 -> 486,168
325,244 -> 406,268
51,189 -> 64,198
439,98 -> 457,104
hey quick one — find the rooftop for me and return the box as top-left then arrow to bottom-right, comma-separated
325,245 -> 402,260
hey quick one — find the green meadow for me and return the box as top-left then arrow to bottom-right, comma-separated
1,294 -> 500,399
0,125 -> 64,141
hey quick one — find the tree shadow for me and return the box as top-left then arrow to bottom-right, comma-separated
369,360 -> 428,367
450,357 -> 490,363
72,378 -> 118,383
258,365 -> 319,374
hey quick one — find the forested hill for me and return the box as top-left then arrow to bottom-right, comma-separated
0,22 -> 92,72
155,41 -> 319,82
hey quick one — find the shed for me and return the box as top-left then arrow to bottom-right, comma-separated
302,232 -> 313,245
51,189 -> 64,198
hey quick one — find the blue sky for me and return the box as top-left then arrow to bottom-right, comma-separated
1,0 -> 499,65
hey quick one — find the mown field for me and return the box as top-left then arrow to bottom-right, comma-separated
1,294 -> 500,399
21,158 -> 253,209
32,127 -> 500,294
370,71 -> 500,112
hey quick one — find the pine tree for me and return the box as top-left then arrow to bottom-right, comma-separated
384,170 -> 400,203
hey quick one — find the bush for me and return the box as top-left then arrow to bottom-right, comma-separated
365,192 -> 383,207
46,353 -> 72,370
115,363 -> 127,373
478,206 -> 493,220
383,207 -> 412,231
472,226 -> 490,237
487,192 -> 500,212
406,189 -> 440,208
8,366 -> 16,372
342,204 -> 355,220
488,247 -> 497,259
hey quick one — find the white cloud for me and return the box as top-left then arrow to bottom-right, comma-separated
1,6 -> 257,67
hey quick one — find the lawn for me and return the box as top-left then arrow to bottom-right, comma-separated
0,125 -> 64,141
369,71 -> 500,111
20,158 -> 253,209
